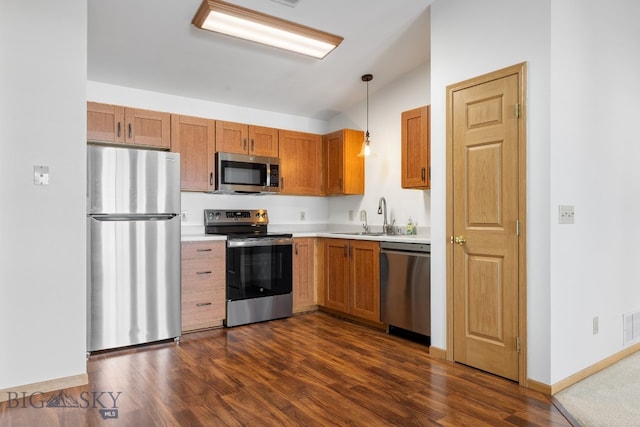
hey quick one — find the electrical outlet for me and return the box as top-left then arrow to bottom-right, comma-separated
359,210 -> 366,221
593,316 -> 599,335
299,211 -> 306,221
348,210 -> 354,221
559,205 -> 575,224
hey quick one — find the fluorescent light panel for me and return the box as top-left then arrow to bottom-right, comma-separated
192,0 -> 343,59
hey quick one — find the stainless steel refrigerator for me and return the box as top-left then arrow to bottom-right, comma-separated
87,145 -> 181,353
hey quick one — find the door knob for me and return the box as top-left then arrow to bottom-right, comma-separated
453,236 -> 466,246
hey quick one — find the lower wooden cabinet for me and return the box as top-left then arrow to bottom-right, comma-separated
293,237 -> 317,313
323,238 -> 380,323
181,240 -> 225,332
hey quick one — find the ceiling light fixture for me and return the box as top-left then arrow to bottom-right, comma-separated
192,0 -> 343,59
358,74 -> 373,157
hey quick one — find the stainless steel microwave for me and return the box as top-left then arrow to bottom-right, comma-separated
213,152 -> 281,194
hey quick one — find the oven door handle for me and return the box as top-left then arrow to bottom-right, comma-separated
227,237 -> 294,248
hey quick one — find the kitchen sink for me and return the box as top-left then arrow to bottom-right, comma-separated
332,231 -> 388,236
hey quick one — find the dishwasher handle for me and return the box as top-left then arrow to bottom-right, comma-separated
380,241 -> 430,254
380,248 -> 430,257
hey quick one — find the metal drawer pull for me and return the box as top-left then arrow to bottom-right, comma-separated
196,302 -> 212,307
196,248 -> 212,252
196,271 -> 212,275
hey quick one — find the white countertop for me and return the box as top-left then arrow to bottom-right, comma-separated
181,224 -> 430,244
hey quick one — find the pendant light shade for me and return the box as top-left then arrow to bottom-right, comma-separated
358,74 -> 373,157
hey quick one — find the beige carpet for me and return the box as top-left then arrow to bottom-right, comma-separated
555,351 -> 640,426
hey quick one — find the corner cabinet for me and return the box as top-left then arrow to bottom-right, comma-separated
279,130 -> 324,196
181,240 -> 226,332
292,237 -> 317,313
87,102 -> 171,150
401,105 -> 430,189
323,239 -> 380,323
324,129 -> 365,195
216,120 -> 279,157
171,115 -> 216,192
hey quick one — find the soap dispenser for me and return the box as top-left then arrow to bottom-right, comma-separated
406,217 -> 415,235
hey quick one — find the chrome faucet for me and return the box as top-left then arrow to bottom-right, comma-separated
378,197 -> 389,234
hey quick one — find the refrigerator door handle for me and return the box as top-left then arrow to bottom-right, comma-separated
90,214 -> 178,221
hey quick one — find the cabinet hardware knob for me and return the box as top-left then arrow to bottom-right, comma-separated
117,122 -> 121,138
128,123 -> 132,139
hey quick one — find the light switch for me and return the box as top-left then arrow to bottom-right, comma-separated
34,165 -> 49,185
559,205 -> 575,224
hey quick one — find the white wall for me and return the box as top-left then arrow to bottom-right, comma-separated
328,63 -> 431,233
430,0 -> 552,383
432,0 -> 640,386
549,0 -> 640,382
0,0 -> 87,388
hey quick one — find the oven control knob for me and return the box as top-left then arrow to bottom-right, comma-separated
261,212 -> 267,218
255,212 -> 260,218
214,212 -> 220,219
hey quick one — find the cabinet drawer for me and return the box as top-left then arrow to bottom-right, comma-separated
182,258 -> 225,292
182,241 -> 225,260
182,289 -> 225,330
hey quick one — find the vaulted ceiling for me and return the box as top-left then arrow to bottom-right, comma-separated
88,0 -> 431,120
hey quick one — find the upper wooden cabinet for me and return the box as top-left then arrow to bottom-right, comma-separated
87,102 -> 171,150
215,120 -> 279,157
279,130 -> 324,196
401,105 -> 430,189
171,115 -> 216,192
324,129 -> 365,195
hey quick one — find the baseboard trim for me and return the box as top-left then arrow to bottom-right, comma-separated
428,346 -> 447,360
551,342 -> 640,395
0,373 -> 88,403
527,378 -> 551,395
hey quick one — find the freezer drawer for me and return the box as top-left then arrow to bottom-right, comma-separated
380,242 -> 430,337
87,215 -> 181,352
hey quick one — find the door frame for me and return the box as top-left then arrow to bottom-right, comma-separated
445,62 -> 528,385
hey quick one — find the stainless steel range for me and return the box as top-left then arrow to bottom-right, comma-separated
204,209 -> 293,327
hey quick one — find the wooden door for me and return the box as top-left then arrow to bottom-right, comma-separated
215,121 -> 248,154
293,238 -> 316,313
248,125 -> 278,157
401,105 -> 430,189
171,115 -> 216,191
87,102 -> 125,143
349,240 -> 380,322
125,108 -> 171,149
448,64 -> 525,382
324,239 -> 349,313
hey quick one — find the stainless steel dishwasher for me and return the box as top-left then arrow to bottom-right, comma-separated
380,241 -> 430,341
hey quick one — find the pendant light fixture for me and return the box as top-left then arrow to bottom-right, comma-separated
358,74 -> 373,157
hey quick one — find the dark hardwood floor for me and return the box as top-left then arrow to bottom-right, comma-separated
0,312 -> 573,426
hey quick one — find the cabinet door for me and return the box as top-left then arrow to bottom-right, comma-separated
87,102 -> 125,143
293,238 -> 316,313
349,240 -> 380,322
325,130 -> 345,194
171,115 -> 216,191
325,129 -> 364,195
401,105 -> 430,189
125,108 -> 171,149
279,130 -> 323,195
216,120 -> 248,154
324,239 -> 350,313
249,125 -> 279,157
